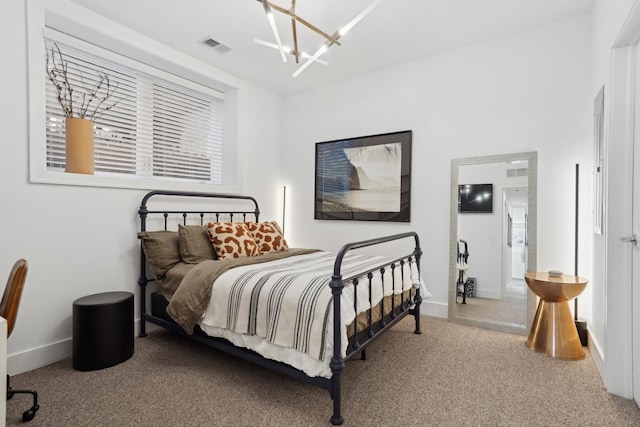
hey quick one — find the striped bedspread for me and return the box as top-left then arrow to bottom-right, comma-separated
199,251 -> 419,363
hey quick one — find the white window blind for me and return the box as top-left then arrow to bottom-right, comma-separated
45,38 -> 224,184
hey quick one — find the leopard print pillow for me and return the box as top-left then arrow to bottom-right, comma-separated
245,221 -> 288,254
206,222 -> 260,259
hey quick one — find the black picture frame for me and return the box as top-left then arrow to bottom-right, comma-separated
314,130 -> 412,222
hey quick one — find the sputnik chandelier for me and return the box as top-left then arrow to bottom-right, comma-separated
255,0 -> 382,78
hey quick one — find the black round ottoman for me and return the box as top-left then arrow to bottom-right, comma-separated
73,291 -> 134,371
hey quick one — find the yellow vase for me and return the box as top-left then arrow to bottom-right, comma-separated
65,117 -> 94,175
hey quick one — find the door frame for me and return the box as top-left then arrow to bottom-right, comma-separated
606,3 -> 640,400
633,43 -> 640,409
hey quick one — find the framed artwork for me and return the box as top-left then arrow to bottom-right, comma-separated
314,130 -> 412,222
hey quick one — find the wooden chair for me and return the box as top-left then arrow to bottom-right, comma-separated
1,259 -> 39,422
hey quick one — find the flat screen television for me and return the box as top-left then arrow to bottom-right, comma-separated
458,183 -> 493,213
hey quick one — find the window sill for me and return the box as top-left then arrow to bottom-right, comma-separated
30,170 -> 241,194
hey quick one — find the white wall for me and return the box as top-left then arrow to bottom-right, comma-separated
282,13 -> 593,319
0,1 -> 284,374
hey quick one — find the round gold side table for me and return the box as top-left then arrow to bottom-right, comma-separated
524,272 -> 588,360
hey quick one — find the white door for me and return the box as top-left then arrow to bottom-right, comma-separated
608,2 -> 640,403
633,44 -> 640,408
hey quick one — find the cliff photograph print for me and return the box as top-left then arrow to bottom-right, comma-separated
314,130 -> 411,222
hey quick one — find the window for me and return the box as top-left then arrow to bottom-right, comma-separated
44,36 -> 225,185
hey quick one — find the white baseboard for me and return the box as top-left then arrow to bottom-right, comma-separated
588,329 -> 605,384
421,300 -> 448,318
8,338 -> 71,376
7,319 -> 156,375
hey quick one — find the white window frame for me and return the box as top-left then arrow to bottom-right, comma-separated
26,1 -> 243,193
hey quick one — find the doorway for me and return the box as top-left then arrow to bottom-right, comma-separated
607,13 -> 640,403
504,187 -> 527,294
510,200 -> 527,302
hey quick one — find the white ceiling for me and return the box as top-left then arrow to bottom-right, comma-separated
504,187 -> 528,209
70,0 -> 593,96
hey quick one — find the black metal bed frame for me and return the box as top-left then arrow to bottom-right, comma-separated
137,190 -> 423,425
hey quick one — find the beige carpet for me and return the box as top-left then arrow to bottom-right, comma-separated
6,317 -> 640,426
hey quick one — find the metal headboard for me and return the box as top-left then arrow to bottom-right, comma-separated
138,190 -> 260,231
137,190 -> 261,336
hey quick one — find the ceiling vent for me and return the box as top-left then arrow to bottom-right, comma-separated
200,37 -> 232,54
507,168 -> 528,178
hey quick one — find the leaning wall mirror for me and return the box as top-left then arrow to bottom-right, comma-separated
448,152 -> 537,335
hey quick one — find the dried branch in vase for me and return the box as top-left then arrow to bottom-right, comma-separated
45,42 -> 124,121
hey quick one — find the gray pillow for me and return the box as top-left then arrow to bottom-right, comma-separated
178,224 -> 217,263
138,231 -> 181,279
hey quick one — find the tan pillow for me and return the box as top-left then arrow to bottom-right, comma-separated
137,231 -> 181,279
206,222 -> 260,259
245,221 -> 288,254
178,224 -> 217,263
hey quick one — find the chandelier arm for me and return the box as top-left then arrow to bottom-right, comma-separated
260,0 -> 287,63
268,2 -> 341,46
291,22 -> 299,63
293,42 -> 330,78
254,39 -> 329,65
292,0 -> 383,78
290,0 -> 299,63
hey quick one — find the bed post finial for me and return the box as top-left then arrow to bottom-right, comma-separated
138,206 -> 148,231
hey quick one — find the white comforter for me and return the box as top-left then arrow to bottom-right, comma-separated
199,251 -> 423,378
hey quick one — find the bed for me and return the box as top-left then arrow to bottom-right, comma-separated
137,190 -> 424,425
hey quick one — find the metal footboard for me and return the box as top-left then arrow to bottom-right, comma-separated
328,232 -> 422,425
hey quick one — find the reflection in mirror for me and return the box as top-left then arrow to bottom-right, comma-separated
448,152 -> 537,335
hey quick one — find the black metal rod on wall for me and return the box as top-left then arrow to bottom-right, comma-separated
282,185 -> 286,235
574,163 -> 579,321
